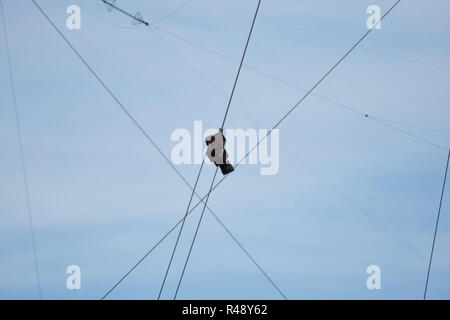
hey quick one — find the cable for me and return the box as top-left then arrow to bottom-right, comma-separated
149,34 -> 450,283
273,1 -> 402,130
102,0 -> 149,25
85,6 -> 146,29
205,0 -> 450,74
93,0 -> 213,301
174,166 -> 219,299
102,0 -> 446,298
377,118 -> 450,137
150,0 -> 193,26
106,0 -> 447,298
367,115 -> 447,151
1,0 -> 42,300
169,0 -> 262,299
219,0 -> 261,130
157,157 -> 206,299
88,0 -> 191,29
152,26 -> 445,152
29,0 -> 285,300
283,145 -> 450,281
156,1 -> 424,298
89,0 -> 445,153
153,29 -> 289,298
39,0 -> 441,300
424,149 -> 450,299
168,0 -> 406,264
108,0 -> 405,299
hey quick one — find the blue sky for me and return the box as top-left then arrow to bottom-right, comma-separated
1,0 -> 450,299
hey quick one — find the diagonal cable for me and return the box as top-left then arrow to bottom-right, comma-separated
149,0 -> 193,26
105,0 -> 449,296
152,25 -> 446,152
424,149 -> 450,299
153,28 -> 291,298
175,0 -> 407,242
90,1 -> 446,153
1,0 -> 42,300
30,0 -> 285,300
175,166 -> 219,299
205,0 -> 450,73
153,26 -> 450,285
165,0 -> 262,299
107,0 -> 405,299
157,156 -> 206,300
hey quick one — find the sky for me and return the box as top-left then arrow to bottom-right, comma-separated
1,0 -> 450,300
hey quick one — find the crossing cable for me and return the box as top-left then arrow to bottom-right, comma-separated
100,0 -> 193,27
100,0 -> 449,295
156,156 -> 206,300
109,0 -> 448,297
151,25 -> 446,152
30,0 -> 285,300
101,0 -> 149,25
89,1 -> 446,152
424,149 -> 450,299
376,118 -> 450,137
175,167 -> 219,299
152,29 -> 450,283
174,4 -> 414,300
149,0 -> 193,26
283,145 -> 450,281
174,0 -> 262,298
153,27 -> 450,294
367,115 -> 447,151
162,0 -> 406,260
153,28 -> 292,298
0,0 -> 42,300
205,0 -> 450,74
89,0 -> 191,29
162,0 -> 262,299
109,0 -> 406,298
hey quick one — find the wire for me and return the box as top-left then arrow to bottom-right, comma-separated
205,0 -> 450,74
169,0 -> 406,264
37,0 -> 444,300
174,166 -> 219,299
118,0 -> 450,300
102,0 -> 149,25
29,0 -> 284,300
283,146 -> 450,281
0,0 -> 42,300
104,0 -> 447,298
157,157 -> 206,299
377,118 -> 450,137
424,149 -> 450,299
273,1 -> 402,129
109,0 -> 405,299
219,0 -> 261,130
150,0 -> 193,26
88,0 -> 192,29
152,25 -> 446,152
85,6 -> 146,29
153,29 -> 289,298
149,32 -> 450,284
367,115 -> 447,151
168,0 -> 262,299
101,176 -> 287,299
94,0 -> 223,300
